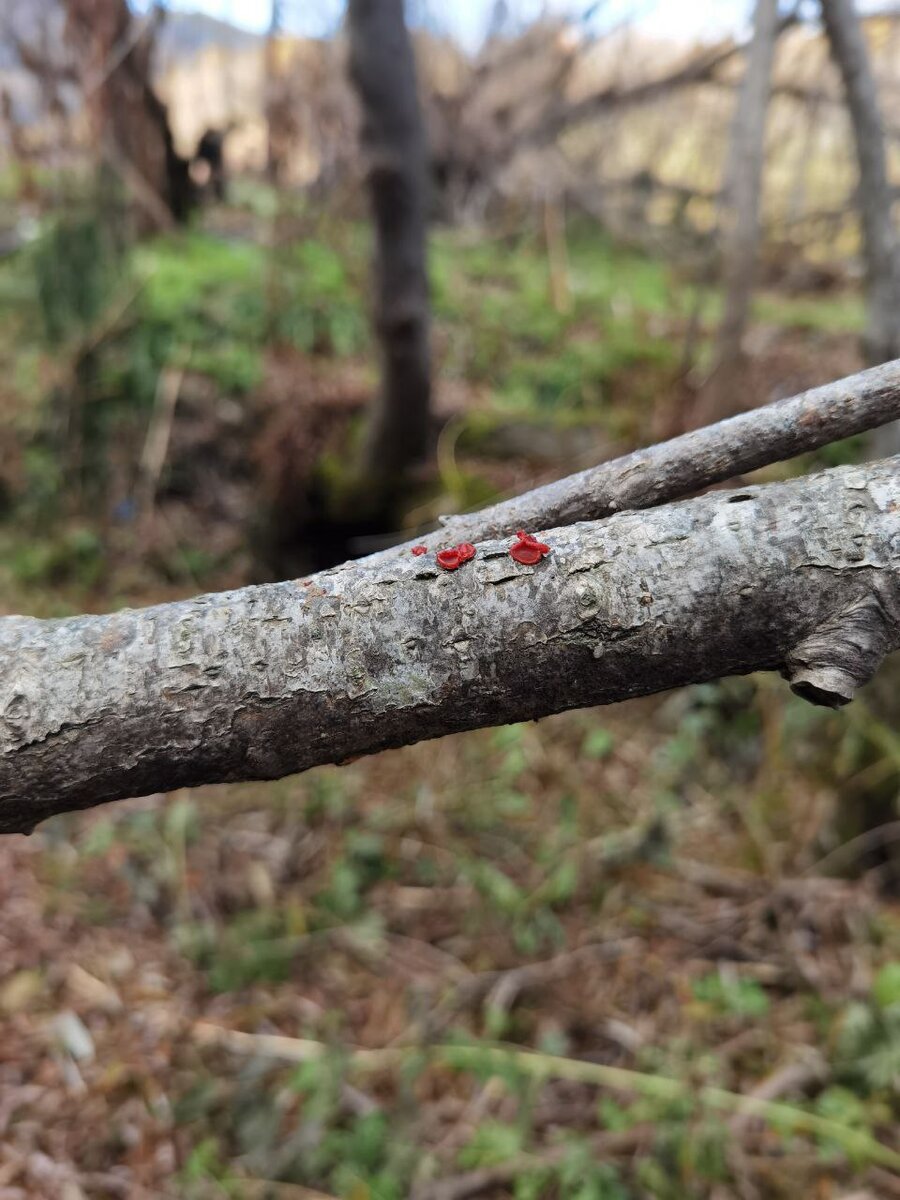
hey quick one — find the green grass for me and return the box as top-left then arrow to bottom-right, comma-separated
754,290 -> 865,334
133,229 -> 369,391
0,207 -> 868,528
430,223 -> 682,422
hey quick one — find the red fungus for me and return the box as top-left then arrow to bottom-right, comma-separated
509,530 -> 551,565
411,544 -> 428,556
509,543 -> 543,565
436,548 -> 462,570
436,542 -> 478,571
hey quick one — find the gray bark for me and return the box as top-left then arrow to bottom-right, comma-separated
821,0 -> 900,367
712,0 -> 780,386
373,359 -> 900,561
347,0 -> 432,480
3,459 -> 900,835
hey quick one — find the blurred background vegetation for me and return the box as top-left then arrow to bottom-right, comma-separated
2,1 -> 900,1197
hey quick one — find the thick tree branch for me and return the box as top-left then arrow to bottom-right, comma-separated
376,359 -> 900,559
2,459 -> 899,834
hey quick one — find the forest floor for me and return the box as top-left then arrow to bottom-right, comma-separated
2,189 -> 900,1200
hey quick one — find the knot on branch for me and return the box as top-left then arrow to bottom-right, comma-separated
785,587 -> 900,708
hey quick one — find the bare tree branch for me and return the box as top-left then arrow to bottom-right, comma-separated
711,76 -> 900,145
2,456 -> 899,834
521,13 -> 798,153
6,29 -> 78,85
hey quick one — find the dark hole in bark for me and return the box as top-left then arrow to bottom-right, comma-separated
727,493 -> 756,503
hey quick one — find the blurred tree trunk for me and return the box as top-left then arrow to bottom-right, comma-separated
63,0 -> 193,233
821,0 -> 900,864
821,0 -> 900,365
821,0 -> 900,457
347,0 -> 432,486
265,0 -> 290,183
700,0 -> 780,422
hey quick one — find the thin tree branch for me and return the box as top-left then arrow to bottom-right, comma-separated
376,359 -> 900,559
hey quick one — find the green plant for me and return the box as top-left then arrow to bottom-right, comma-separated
314,828 -> 393,920
173,910 -> 298,992
32,205 -> 127,346
459,1120 -> 525,1168
691,971 -> 771,1019
514,1144 -> 630,1200
6,525 -> 105,588
834,969 -> 900,1096
180,1137 -> 242,1197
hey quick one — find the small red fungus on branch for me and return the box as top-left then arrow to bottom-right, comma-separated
509,530 -> 551,565
411,545 -> 428,556
436,542 -> 479,571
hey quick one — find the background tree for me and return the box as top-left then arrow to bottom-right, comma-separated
821,0 -> 900,369
62,0 -> 192,231
347,0 -> 432,489
264,0 -> 290,184
701,0 -> 781,421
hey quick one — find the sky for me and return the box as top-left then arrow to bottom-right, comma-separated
158,0 -> 756,49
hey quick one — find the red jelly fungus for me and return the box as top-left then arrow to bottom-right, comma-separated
436,542 -> 478,571
411,545 -> 428,556
510,543 -> 542,565
510,530 -> 550,565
